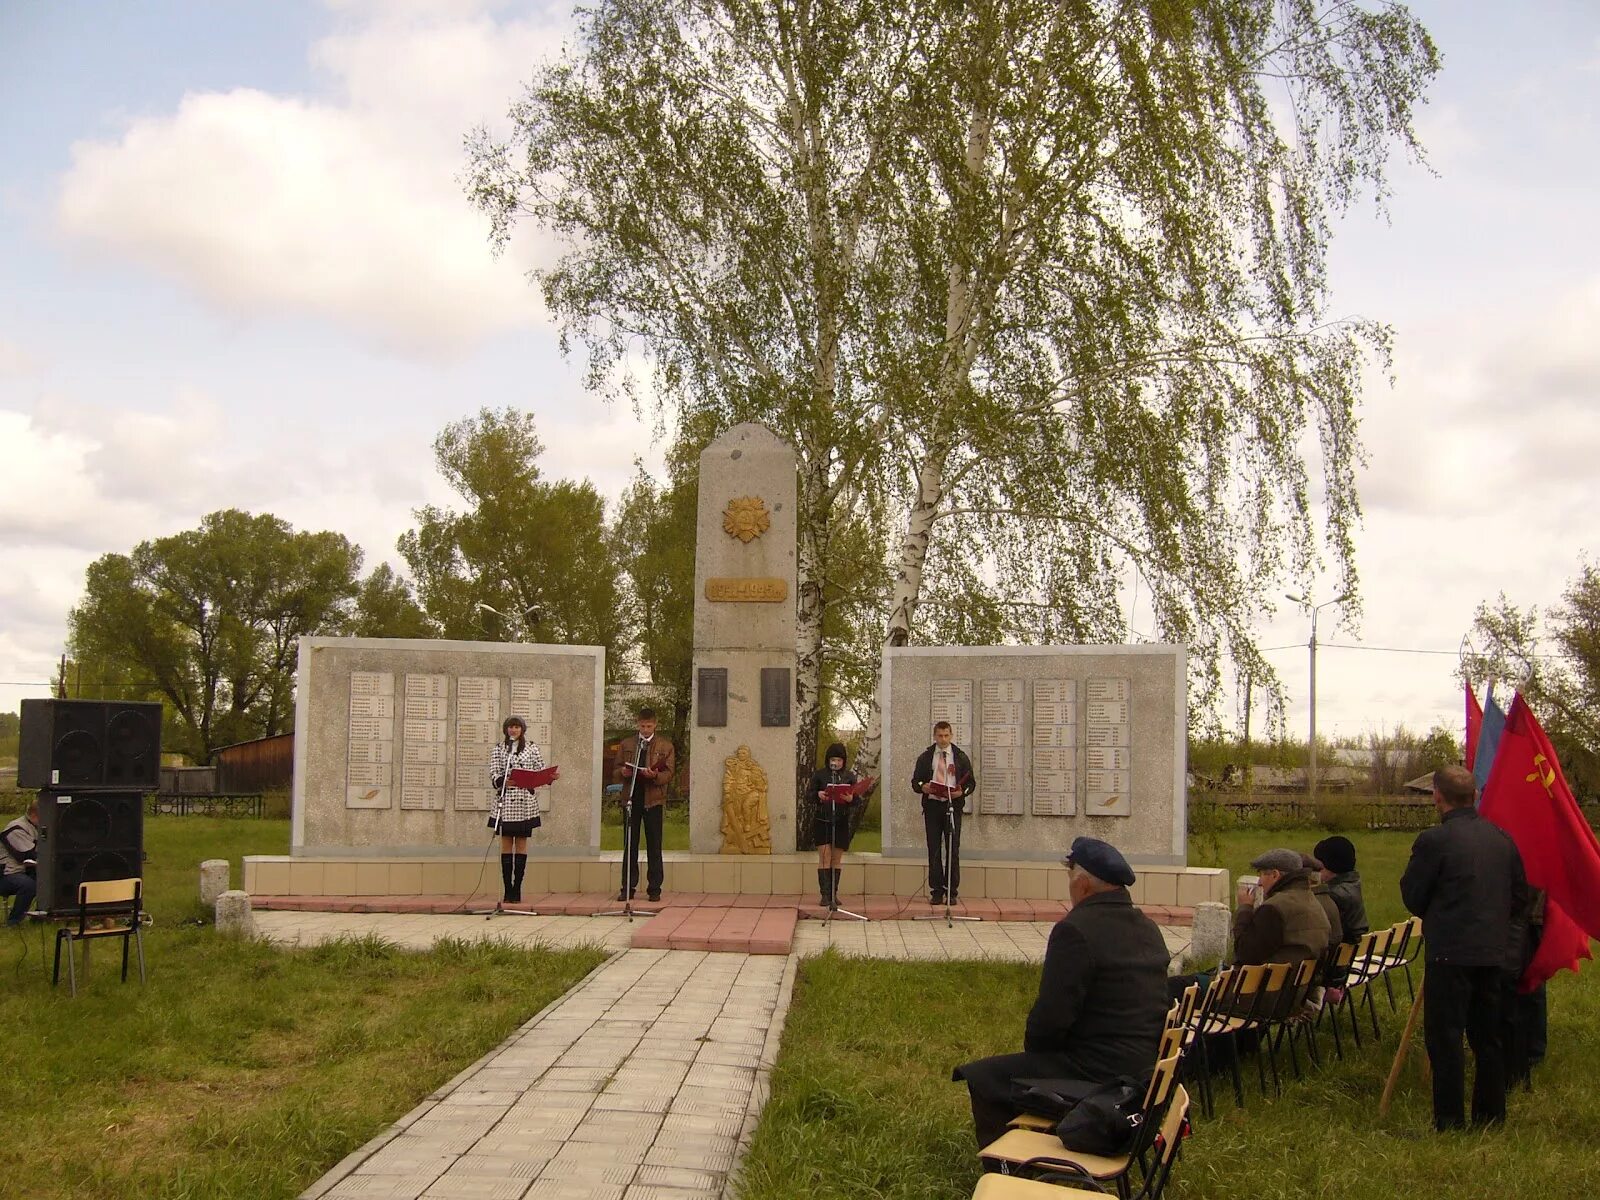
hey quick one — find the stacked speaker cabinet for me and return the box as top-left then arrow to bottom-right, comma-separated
17,699 -> 159,914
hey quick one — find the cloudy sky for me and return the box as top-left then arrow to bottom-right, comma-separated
2,0 -> 1597,746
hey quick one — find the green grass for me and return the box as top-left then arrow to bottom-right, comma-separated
0,815 -> 607,1200
736,826 -> 1600,1200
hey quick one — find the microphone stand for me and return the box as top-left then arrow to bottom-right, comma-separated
915,770 -> 981,927
470,744 -> 542,920
823,776 -> 867,925
597,735 -> 655,922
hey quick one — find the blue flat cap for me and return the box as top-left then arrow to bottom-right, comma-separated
1063,837 -> 1136,887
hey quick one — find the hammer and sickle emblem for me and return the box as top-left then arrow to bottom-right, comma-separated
1526,754 -> 1556,797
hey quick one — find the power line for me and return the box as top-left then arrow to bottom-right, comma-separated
1261,642 -> 1569,659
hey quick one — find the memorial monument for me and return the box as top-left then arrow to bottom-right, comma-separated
688,423 -> 799,854
291,638 -> 605,856
248,425 -> 1226,908
881,644 -> 1188,865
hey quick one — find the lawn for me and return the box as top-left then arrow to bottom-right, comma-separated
0,815 -> 608,1200
736,826 -> 1600,1200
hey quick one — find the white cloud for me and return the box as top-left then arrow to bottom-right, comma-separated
54,5 -> 571,357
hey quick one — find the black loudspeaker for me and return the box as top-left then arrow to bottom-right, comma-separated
17,699 -> 163,790
35,792 -> 145,914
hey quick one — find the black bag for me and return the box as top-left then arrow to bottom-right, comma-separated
1053,1076 -> 1145,1156
1012,1077 -> 1100,1120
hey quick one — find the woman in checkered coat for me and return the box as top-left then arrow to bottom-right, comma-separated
489,715 -> 544,903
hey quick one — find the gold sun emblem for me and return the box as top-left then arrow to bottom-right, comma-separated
722,496 -> 771,543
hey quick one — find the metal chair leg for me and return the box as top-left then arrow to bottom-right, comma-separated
135,928 -> 147,984
66,935 -> 78,998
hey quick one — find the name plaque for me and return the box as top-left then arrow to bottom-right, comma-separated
760,667 -> 792,727
705,577 -> 789,602
1032,678 -> 1078,817
698,668 -> 728,727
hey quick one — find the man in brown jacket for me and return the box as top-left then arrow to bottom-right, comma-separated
1234,847 -> 1332,969
612,707 -> 675,901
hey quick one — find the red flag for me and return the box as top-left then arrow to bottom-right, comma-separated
1465,680 -> 1484,772
1525,900 -> 1594,989
1479,693 -> 1600,989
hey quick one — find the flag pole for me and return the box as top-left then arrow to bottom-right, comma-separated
1379,978 -> 1426,1117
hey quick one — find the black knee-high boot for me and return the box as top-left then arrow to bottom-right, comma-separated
512,854 -> 527,903
500,853 -> 515,903
832,868 -> 843,903
818,869 -> 833,906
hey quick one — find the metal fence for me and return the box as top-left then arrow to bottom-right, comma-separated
1192,794 -> 1600,834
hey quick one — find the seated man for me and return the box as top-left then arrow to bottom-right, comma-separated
952,837 -> 1171,1150
1302,852 -> 1344,946
1231,847 -> 1332,1017
0,798 -> 39,926
1312,835 -> 1369,943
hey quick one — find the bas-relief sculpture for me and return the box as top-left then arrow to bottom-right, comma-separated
720,745 -> 772,855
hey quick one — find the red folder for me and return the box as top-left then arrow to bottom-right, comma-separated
821,776 -> 876,804
509,765 -> 559,789
923,776 -> 967,801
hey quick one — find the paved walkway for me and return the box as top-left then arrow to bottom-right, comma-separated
278,913 -> 1192,1199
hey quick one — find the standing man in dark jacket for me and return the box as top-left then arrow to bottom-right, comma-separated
1401,763 -> 1529,1131
910,721 -> 976,904
953,838 -> 1171,1149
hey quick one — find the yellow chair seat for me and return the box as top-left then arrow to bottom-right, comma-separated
977,1129 -> 1130,1179
974,1172 -> 1100,1198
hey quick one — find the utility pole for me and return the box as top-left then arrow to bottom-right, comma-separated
1241,674 -> 1253,795
1287,592 -> 1352,802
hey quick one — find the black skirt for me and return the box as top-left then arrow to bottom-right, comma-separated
489,816 -> 540,837
813,805 -> 855,849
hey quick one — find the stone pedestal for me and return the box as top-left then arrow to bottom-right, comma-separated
689,424 -> 799,854
1189,901 -> 1231,967
199,859 -> 230,908
215,890 -> 255,938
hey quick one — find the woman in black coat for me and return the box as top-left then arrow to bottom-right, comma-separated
806,741 -> 861,906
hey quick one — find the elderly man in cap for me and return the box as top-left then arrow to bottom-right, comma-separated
1232,846 -> 1332,973
952,837 -> 1171,1150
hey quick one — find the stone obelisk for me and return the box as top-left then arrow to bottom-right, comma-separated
689,424 -> 798,854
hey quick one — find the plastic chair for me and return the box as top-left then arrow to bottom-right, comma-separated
975,1085 -> 1191,1200
53,878 -> 146,998
979,1052 -> 1182,1197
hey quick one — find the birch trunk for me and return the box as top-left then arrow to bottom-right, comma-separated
793,466 -> 829,848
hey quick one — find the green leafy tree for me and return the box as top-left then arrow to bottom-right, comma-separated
468,0 -> 1439,809
67,509 -> 364,762
1466,569 -> 1600,797
398,408 -> 628,673
349,563 -> 436,639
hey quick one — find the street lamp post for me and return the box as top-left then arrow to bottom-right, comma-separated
1287,591 -> 1352,802
475,601 -> 542,642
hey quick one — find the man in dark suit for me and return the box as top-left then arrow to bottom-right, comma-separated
953,838 -> 1172,1149
910,721 -> 976,904
1401,763 -> 1529,1131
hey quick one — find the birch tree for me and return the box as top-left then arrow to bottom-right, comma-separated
467,0 -> 1439,809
